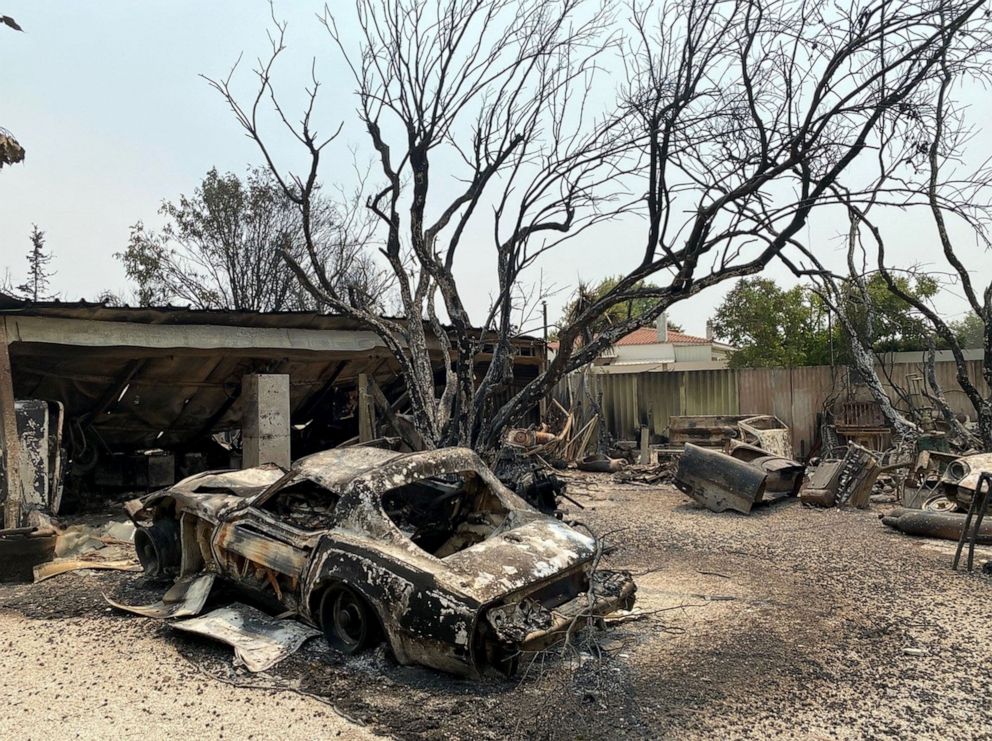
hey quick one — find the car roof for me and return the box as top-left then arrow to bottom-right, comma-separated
292,446 -> 407,490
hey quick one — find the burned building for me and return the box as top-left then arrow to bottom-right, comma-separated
0,292 -> 544,519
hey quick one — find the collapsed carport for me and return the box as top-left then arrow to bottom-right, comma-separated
0,292 -> 544,518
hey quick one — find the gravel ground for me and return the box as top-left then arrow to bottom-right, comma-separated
2,474 -> 992,740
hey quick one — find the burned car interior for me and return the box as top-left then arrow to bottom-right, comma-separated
381,471 -> 510,558
258,475 -> 341,532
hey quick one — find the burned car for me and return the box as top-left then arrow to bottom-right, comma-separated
125,446 -> 635,677
938,452 -> 992,512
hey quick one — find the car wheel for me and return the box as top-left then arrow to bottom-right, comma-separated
134,518 -> 181,575
319,584 -> 381,654
922,494 -> 962,513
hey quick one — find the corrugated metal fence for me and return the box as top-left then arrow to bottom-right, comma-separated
557,359 -> 988,457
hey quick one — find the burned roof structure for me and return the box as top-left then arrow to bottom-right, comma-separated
0,293 -> 543,505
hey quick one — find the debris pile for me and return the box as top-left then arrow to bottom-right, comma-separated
504,400 -> 601,467
611,459 -> 676,486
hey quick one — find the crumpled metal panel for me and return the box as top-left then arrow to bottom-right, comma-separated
172,603 -> 321,672
104,572 -> 215,618
675,443 -> 767,514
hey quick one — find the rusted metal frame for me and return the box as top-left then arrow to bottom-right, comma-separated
953,471 -> 992,572
0,317 -> 26,528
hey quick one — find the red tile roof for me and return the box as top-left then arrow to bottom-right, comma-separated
547,327 -> 710,351
614,327 -> 710,346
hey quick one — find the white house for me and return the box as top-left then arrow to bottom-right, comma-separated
550,314 -> 734,373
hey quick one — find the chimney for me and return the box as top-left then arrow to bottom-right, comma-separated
705,320 -> 714,341
656,312 -> 668,342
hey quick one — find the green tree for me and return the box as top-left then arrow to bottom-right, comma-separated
944,312 -> 985,349
711,278 -> 831,368
17,225 -> 56,301
713,275 -> 940,368
841,273 -> 938,353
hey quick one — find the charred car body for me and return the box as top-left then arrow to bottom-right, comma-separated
126,447 -> 635,677
938,452 -> 992,512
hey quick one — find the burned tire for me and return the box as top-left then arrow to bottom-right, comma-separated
319,583 -> 382,655
134,518 -> 181,576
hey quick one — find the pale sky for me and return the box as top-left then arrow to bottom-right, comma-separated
2,1 -> 990,337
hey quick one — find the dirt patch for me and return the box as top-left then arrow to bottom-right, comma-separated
2,476 -> 991,739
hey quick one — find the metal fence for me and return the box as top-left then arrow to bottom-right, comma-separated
556,359 -> 988,458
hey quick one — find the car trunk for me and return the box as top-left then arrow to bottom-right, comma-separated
441,517 -> 597,605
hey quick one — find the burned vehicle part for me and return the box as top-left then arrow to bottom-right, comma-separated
493,451 -> 566,514
736,415 -> 793,459
881,507 -> 992,545
120,446 -> 635,677
172,603 -> 321,672
937,453 -> 992,513
0,526 -> 57,582
675,443 -> 803,515
799,443 -> 879,509
727,444 -> 805,495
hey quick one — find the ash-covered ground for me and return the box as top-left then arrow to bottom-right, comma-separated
2,473 -> 991,740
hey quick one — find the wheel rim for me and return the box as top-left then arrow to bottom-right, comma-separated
322,585 -> 369,653
923,495 -> 959,513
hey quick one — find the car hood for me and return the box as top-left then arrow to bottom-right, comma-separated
441,515 -> 597,605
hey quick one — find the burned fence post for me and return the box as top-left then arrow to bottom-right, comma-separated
241,373 -> 291,469
0,317 -> 26,528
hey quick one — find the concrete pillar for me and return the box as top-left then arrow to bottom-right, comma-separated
242,374 -> 291,469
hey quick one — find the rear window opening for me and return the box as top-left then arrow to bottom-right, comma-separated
382,472 -> 509,558
260,479 -> 340,531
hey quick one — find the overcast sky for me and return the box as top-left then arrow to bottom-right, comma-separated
2,1 -> 990,337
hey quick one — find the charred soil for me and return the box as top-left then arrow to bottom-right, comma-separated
2,474 -> 992,739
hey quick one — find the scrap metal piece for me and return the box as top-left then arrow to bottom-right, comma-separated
953,471 -> 992,571
675,443 -> 767,514
800,443 -> 879,509
104,572 -> 215,618
881,509 -> 992,544
728,444 -> 805,494
171,603 -> 321,672
939,452 -> 992,512
737,415 -> 793,459
0,400 -> 65,517
34,558 -> 140,583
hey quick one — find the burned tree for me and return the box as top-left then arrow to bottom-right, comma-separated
119,167 -> 390,312
209,0 -> 986,453
799,18 -> 992,450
